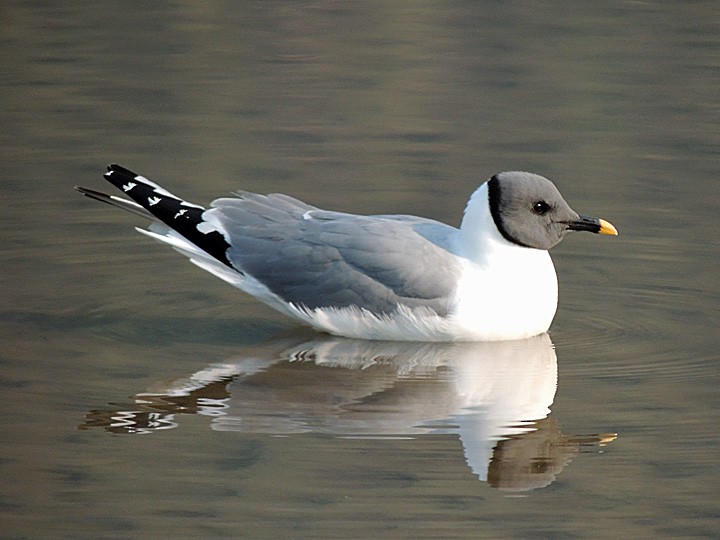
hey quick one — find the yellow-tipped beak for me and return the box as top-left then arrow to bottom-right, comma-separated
598,219 -> 618,235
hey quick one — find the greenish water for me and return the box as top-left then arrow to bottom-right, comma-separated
2,2 -> 719,538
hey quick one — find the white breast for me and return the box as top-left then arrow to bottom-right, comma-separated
449,249 -> 558,341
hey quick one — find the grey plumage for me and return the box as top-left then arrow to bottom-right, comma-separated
209,193 -> 461,316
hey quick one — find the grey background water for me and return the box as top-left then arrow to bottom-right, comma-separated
2,2 -> 719,538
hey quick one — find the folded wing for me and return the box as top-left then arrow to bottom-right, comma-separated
206,197 -> 461,316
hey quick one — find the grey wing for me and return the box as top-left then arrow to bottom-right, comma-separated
208,194 -> 461,316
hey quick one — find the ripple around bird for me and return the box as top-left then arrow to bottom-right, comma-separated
553,280 -> 718,382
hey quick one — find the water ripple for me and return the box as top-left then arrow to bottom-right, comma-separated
554,282 -> 718,381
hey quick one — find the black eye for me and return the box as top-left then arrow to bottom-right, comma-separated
532,201 -> 551,215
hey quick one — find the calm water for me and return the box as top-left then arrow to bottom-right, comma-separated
2,2 -> 719,538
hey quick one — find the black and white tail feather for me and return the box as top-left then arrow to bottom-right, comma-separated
75,165 -> 258,302
80,164 -> 233,266
74,164 -> 350,333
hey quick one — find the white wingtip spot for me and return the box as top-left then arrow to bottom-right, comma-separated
122,182 -> 137,192
196,221 -> 218,234
147,196 -> 161,206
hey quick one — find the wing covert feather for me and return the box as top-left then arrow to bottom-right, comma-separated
211,198 -> 461,316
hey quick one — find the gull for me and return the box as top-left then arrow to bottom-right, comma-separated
76,164 -> 617,341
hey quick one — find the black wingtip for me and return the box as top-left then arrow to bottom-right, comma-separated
75,185 -> 155,219
75,185 -> 106,198
105,163 -> 137,178
75,185 -> 117,205
75,185 -> 119,206
95,164 -> 233,267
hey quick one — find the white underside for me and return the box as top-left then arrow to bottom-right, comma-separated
137,218 -> 558,342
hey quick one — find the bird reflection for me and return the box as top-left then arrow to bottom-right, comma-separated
81,331 -> 615,491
